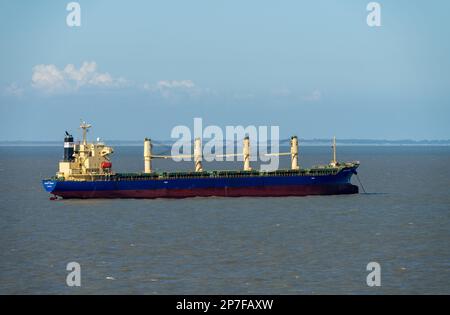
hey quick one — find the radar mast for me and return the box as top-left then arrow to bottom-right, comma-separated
80,121 -> 92,145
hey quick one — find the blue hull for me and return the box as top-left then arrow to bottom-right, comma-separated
43,167 -> 358,199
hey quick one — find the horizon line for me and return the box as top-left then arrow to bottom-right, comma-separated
1,138 -> 450,146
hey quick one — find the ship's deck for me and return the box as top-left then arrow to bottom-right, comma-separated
48,162 -> 359,181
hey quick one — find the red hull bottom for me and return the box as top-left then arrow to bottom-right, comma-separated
54,184 -> 359,199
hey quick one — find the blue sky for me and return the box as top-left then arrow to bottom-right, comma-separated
0,0 -> 449,140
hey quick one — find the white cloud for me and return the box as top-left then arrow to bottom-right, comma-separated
271,87 -> 291,97
31,61 -> 126,93
144,80 -> 201,99
232,92 -> 255,101
157,80 -> 195,89
303,89 -> 322,102
31,64 -> 66,92
4,83 -> 25,97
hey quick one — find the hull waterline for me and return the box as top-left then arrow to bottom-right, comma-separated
48,184 -> 358,199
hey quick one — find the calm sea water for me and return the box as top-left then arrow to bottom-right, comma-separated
0,146 -> 449,294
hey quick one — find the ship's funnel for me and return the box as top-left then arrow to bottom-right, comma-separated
194,138 -> 203,172
144,138 -> 152,173
64,132 -> 74,162
290,136 -> 300,170
243,136 -> 252,171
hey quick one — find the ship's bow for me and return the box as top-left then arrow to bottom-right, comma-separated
42,179 -> 57,193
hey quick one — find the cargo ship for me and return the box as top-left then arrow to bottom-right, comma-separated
42,122 -> 359,199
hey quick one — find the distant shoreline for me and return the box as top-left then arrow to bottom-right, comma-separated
1,139 -> 449,147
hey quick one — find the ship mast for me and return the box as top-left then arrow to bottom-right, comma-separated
331,136 -> 337,166
144,138 -> 152,173
80,121 -> 92,145
194,137 -> 203,172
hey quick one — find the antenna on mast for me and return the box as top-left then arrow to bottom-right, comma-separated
80,121 -> 92,144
